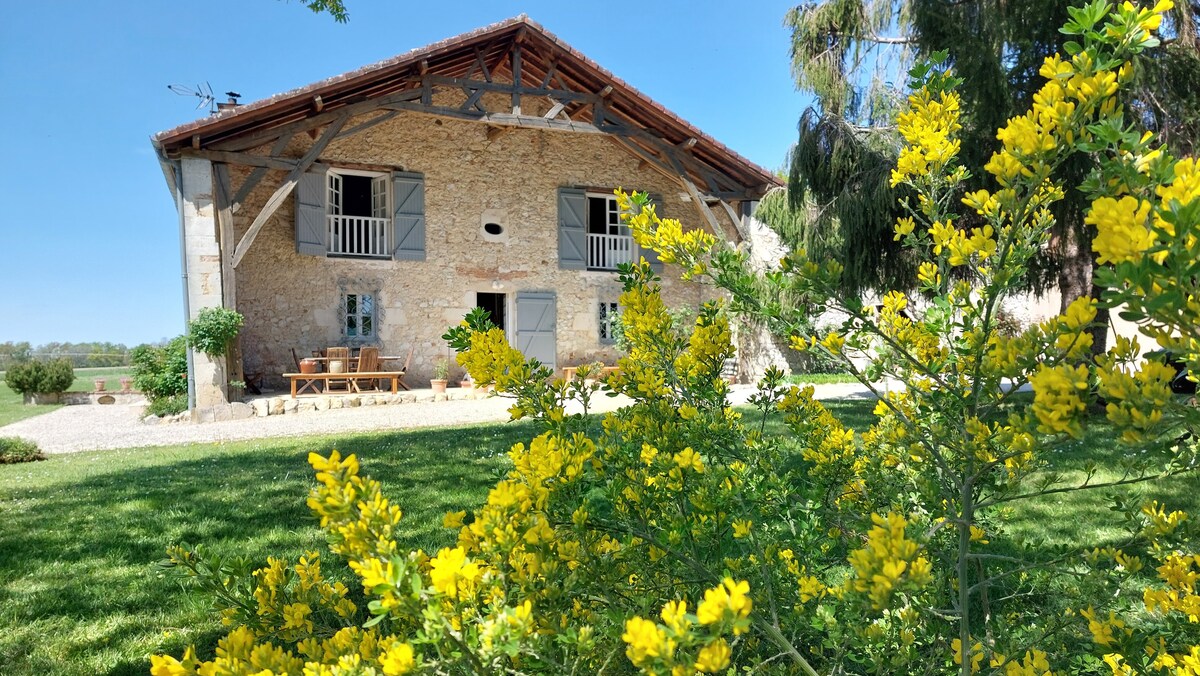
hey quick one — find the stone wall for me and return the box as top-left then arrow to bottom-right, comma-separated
225,108 -> 743,389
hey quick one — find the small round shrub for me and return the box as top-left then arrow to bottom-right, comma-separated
0,437 -> 45,464
3,358 -> 75,395
145,393 -> 188,418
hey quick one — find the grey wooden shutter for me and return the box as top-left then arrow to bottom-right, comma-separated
392,172 -> 426,261
515,291 -> 557,370
638,193 -> 664,272
295,169 -> 327,256
557,188 -> 587,270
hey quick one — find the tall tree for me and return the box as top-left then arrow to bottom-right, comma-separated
777,0 -> 1200,348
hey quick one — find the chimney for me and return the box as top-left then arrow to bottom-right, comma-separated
216,91 -> 241,112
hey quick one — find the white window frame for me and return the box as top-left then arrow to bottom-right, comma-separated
598,301 -> 620,343
326,167 -> 392,258
585,192 -> 629,236
342,291 -> 377,339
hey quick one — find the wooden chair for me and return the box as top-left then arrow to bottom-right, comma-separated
325,347 -> 352,393
396,347 -> 415,391
351,346 -> 381,393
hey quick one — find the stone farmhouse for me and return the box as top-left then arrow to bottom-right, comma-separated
152,15 -> 781,411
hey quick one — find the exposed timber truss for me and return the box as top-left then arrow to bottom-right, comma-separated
164,18 -> 777,267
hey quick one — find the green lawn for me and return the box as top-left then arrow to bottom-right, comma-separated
0,421 -> 535,675
0,367 -> 134,429
784,372 -> 860,385
0,383 -> 61,428
0,401 -> 1194,675
71,366 -> 135,393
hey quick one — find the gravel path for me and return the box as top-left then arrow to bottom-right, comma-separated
0,383 -> 874,455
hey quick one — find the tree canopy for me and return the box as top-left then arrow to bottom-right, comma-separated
775,0 -> 1200,305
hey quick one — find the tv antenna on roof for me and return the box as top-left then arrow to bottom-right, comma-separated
167,82 -> 216,113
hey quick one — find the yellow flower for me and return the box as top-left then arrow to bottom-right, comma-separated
674,447 -> 705,473
732,519 -> 753,539
694,638 -> 732,673
1087,195 -> 1155,264
894,216 -> 916,241
622,616 -> 670,666
696,578 -> 752,633
429,546 -> 481,600
442,510 -> 466,529
660,599 -> 689,633
282,602 -> 313,633
380,642 -> 416,675
917,261 -> 941,287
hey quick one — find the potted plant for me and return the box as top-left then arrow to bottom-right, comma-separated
431,358 -> 449,394
119,376 -> 133,392
459,372 -> 473,390
94,378 -> 107,392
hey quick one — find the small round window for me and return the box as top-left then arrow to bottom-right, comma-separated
484,222 -> 504,236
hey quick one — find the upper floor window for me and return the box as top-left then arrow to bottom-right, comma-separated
585,193 -> 633,271
296,169 -> 426,262
328,169 -> 391,258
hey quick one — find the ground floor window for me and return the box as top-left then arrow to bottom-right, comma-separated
598,301 -> 620,343
343,292 -> 375,338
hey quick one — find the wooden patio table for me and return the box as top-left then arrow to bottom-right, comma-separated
283,371 -> 405,398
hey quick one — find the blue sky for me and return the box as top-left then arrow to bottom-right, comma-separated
0,0 -> 812,346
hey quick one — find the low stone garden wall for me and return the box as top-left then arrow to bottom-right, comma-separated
24,391 -> 146,406
182,387 -> 492,423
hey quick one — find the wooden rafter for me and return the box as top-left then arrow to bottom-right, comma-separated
187,149 -> 298,171
231,113 -> 348,268
212,88 -> 422,152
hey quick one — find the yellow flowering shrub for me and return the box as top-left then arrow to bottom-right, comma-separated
154,2 -> 1198,674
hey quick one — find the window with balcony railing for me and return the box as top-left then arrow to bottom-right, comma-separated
585,193 -> 633,271
327,170 -> 391,258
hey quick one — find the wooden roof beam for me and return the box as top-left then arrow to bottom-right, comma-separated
231,113 -> 349,268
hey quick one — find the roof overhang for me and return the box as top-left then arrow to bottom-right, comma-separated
152,15 -> 780,201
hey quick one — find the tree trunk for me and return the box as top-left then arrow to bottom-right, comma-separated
1057,225 -> 1109,355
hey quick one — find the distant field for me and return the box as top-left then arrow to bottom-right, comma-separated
0,366 -> 134,428
69,366 -> 135,393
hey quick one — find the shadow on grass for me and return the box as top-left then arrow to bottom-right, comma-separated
0,420 -> 538,676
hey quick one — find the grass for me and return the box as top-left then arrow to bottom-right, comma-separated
0,420 -> 537,676
0,383 -> 59,427
0,400 -> 1195,674
71,366 -> 135,393
0,366 -> 134,429
784,372 -> 860,385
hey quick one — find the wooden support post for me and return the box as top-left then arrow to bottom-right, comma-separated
212,163 -> 245,389
312,95 -> 324,112
718,199 -> 748,241
231,113 -> 348,268
511,43 -> 522,115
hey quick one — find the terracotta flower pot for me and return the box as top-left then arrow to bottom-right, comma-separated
299,358 -> 319,374
94,379 -> 107,392
431,379 -> 448,394
120,377 -> 133,392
